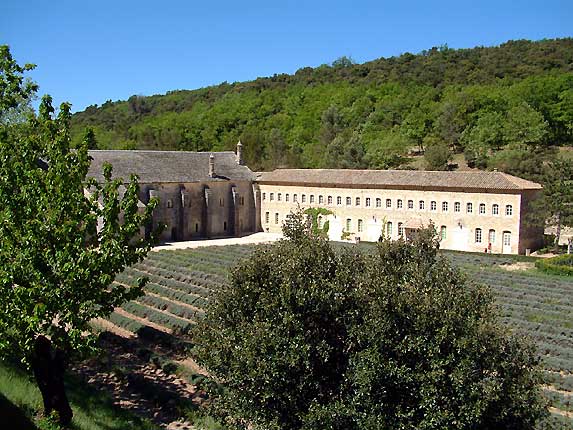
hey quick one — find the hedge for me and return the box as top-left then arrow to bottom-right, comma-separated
535,254 -> 573,276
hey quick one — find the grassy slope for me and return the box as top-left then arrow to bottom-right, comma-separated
0,360 -> 158,430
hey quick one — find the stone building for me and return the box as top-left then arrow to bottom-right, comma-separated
88,146 -> 258,242
88,147 -> 544,255
257,169 -> 544,255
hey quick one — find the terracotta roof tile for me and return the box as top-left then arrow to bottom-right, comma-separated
256,169 -> 542,191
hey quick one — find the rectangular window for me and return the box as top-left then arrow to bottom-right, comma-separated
419,200 -> 425,210
262,192 -> 266,201
479,203 -> 486,214
505,205 -> 513,216
365,198 -> 371,207
397,199 -> 403,209
346,197 -> 351,206
467,203 -> 473,214
386,198 -> 391,208
357,219 -> 363,233
285,194 -> 289,202
337,196 -> 342,205
442,202 -> 448,212
275,213 -> 279,224
408,200 -> 414,209
355,197 -> 361,206
219,198 -> 224,207
475,228 -> 482,243
454,202 -> 461,212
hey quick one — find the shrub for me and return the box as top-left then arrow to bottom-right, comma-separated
193,214 -> 546,430
535,254 -> 573,276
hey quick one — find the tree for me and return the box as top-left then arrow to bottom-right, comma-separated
0,46 -> 158,425
193,213 -> 546,430
529,159 -> 573,251
423,136 -> 452,170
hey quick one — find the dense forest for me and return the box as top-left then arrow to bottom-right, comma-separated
71,38 -> 573,175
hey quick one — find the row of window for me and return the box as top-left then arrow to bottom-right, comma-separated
262,193 -> 513,216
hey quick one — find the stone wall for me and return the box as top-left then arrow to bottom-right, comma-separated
259,184 -> 535,254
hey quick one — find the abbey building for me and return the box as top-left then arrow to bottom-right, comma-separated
88,145 -> 543,255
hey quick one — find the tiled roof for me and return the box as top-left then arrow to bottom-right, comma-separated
256,169 -> 542,191
88,150 -> 254,183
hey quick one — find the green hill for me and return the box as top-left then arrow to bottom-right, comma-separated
71,38 -> 573,172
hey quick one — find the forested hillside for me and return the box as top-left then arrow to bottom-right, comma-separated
71,38 -> 573,173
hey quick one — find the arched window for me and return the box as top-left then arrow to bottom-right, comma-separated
467,202 -> 473,214
430,201 -> 437,211
387,222 -> 393,236
277,193 -> 282,202
346,218 -> 352,231
167,199 -> 173,208
346,197 -> 351,206
293,194 -> 298,202
318,216 -> 323,228
301,194 -> 306,203
454,202 -> 461,212
328,196 -> 333,205
376,198 -> 382,208
386,198 -> 391,208
355,197 -> 361,206
475,228 -> 482,243
408,200 -> 414,209
274,213 -> 279,224
488,229 -> 496,244
337,196 -> 342,205
419,200 -> 425,210
357,219 -> 363,232
492,204 -> 499,215
365,197 -> 371,207
505,205 -> 513,216
442,202 -> 448,212
285,194 -> 289,202
265,212 -> 270,224
397,199 -> 403,209
398,222 -> 404,236
479,203 -> 486,214
310,195 -> 315,203
440,226 -> 447,240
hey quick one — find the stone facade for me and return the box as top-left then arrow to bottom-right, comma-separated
88,150 -> 544,255
257,169 -> 544,255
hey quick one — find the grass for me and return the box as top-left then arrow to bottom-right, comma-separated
0,360 -> 158,430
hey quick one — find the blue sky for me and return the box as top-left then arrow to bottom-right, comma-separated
2,0 -> 572,112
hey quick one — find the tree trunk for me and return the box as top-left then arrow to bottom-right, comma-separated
555,212 -> 562,253
31,335 -> 73,425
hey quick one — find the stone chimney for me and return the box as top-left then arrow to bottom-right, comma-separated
209,153 -> 215,178
236,140 -> 244,165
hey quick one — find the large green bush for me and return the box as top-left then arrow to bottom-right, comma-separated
193,214 -> 546,430
535,254 -> 573,276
